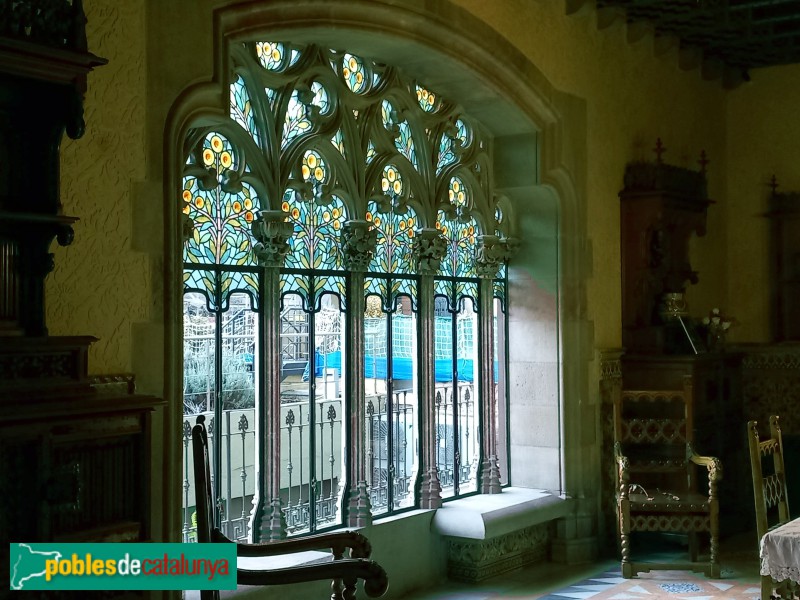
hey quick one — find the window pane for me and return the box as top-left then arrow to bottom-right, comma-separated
495,297 -> 508,486
280,293 -> 345,534
456,298 -> 479,495
218,294 -> 257,542
392,301 -> 418,511
365,306 -> 389,514
434,308 -> 456,498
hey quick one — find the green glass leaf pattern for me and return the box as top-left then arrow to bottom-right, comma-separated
313,275 -> 346,312
435,209 -> 478,278
283,88 -> 313,147
331,128 -> 345,157
281,272 -> 346,312
219,270 -> 260,312
437,119 -> 467,173
433,279 -> 477,314
382,99 -> 417,170
282,152 -> 346,271
415,84 -> 437,113
280,272 -> 310,308
311,81 -> 330,114
184,268 -> 220,312
230,75 -> 260,148
182,132 -> 260,267
366,168 -> 417,274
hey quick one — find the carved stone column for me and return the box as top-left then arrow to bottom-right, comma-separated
412,228 -> 447,509
475,235 -> 516,494
341,220 -> 378,527
250,210 -> 293,541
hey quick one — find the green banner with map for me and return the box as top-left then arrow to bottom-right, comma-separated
9,543 -> 236,591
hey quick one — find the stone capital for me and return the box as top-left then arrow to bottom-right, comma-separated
251,210 -> 294,267
475,235 -> 519,279
412,228 -> 447,275
341,219 -> 378,272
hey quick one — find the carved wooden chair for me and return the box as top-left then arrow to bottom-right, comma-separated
614,377 -> 722,578
747,416 -> 795,600
191,415 -> 388,600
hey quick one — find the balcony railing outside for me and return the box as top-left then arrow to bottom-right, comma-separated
181,381 -> 473,541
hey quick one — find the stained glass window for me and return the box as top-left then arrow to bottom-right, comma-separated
181,41 -> 512,542
183,132 -> 261,310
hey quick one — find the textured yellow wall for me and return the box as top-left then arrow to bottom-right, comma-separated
48,0 -> 150,373
725,64 -> 800,342
454,0 -> 729,349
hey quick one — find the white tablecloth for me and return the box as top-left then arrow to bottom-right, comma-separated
760,517 -> 800,584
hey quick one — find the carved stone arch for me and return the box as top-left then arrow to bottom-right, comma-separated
165,0 -> 590,510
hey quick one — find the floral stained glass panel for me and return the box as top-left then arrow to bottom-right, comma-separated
342,53 -> 367,94
415,84 -> 437,113
282,151 -> 347,272
183,132 -> 260,269
435,209 -> 478,279
367,166 -> 417,275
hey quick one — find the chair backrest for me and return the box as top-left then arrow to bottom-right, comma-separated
614,377 -> 694,491
191,414 -> 216,545
747,415 -> 791,541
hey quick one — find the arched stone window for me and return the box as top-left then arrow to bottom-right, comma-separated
180,40 -> 516,540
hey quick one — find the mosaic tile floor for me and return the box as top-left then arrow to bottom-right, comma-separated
399,533 -> 763,600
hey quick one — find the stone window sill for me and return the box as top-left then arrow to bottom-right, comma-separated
432,487 -> 573,540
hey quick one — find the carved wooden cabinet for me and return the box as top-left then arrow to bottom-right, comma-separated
620,159 -> 710,354
0,339 -> 164,581
0,1 -> 164,578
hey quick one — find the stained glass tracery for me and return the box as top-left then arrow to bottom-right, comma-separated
183,133 -> 260,269
182,41 -> 513,533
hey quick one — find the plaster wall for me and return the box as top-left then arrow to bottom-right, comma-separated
725,64 -> 800,342
454,0 -> 729,348
47,0 -> 151,374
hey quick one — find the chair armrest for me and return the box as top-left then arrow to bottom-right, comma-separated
687,444 -> 723,483
234,530 -> 372,559
238,558 -> 388,598
614,442 -> 631,499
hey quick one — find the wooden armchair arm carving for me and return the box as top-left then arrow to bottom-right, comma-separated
237,560 -> 389,598
230,530 -> 372,559
614,442 -> 631,499
687,444 -> 723,483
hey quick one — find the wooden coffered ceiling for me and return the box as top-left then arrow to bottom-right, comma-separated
567,0 -> 800,88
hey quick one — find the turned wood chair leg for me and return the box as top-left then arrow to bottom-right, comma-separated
342,577 -> 358,600
709,531 -> 720,578
620,531 -> 633,578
